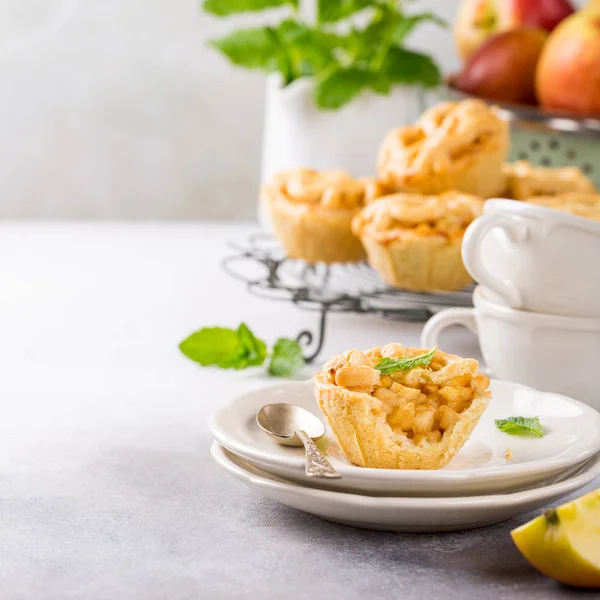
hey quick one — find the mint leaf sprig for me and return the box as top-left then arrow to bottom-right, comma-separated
268,338 -> 305,376
179,323 -> 304,377
375,346 -> 437,374
179,323 -> 266,370
495,417 -> 545,438
203,0 -> 445,109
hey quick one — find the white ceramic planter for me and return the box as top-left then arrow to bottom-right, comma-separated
259,74 -> 425,228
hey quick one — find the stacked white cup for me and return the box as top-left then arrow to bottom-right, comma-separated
421,199 -> 600,409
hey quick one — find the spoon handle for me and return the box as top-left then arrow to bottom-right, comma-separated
295,430 -> 341,479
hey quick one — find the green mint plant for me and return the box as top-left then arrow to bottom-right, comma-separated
203,0 -> 445,109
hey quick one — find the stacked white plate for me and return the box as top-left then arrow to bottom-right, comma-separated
210,380 -> 600,532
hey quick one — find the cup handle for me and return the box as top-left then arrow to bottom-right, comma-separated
420,308 -> 478,349
461,213 -> 529,309
421,309 -> 492,376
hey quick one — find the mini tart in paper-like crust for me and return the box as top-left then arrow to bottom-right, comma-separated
503,161 -> 597,201
526,193 -> 600,221
263,169 -> 388,264
352,191 -> 483,291
314,345 -> 491,470
377,99 -> 509,198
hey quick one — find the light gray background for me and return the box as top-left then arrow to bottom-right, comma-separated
0,0 -> 586,220
0,0 -> 462,219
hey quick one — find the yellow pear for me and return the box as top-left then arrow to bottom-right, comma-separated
511,489 -> 600,588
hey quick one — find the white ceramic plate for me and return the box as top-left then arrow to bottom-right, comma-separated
209,380 -> 600,497
212,443 -> 600,532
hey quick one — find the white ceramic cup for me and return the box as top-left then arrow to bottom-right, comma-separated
461,199 -> 600,318
421,287 -> 600,410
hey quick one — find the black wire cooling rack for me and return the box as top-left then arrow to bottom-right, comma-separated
223,234 -> 474,362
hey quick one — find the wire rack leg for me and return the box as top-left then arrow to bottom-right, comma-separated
296,307 -> 328,364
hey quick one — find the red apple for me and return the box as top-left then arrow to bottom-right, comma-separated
454,28 -> 548,104
536,8 -> 600,115
515,0 -> 576,30
455,0 -> 574,60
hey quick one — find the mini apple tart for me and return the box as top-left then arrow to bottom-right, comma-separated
352,191 -> 483,291
263,169 -> 387,264
526,193 -> 600,221
314,345 -> 491,470
503,161 -> 597,201
377,99 -> 509,198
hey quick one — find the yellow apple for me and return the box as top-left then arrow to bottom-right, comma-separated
536,9 -> 600,115
511,489 -> 600,588
454,0 -> 574,60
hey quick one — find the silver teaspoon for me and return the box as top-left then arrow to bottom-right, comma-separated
256,403 -> 341,479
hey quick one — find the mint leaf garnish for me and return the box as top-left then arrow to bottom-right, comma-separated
375,346 -> 438,374
179,325 -> 304,377
268,338 -> 305,377
236,323 -> 268,367
495,417 -> 544,437
179,323 -> 266,370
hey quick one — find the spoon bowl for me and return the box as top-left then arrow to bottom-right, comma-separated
257,403 -> 341,478
257,403 -> 325,447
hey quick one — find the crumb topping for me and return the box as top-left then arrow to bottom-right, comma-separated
378,99 -> 508,181
526,193 -> 600,221
265,169 -> 387,210
504,161 -> 596,200
352,191 -> 483,244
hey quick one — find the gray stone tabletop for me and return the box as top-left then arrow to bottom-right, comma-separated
0,224 -> 596,600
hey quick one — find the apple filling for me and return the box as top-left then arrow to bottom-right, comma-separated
504,161 -> 597,201
391,100 -> 505,173
377,99 -> 508,199
352,192 -> 483,245
269,168 -> 387,210
526,193 -> 600,222
323,345 -> 490,448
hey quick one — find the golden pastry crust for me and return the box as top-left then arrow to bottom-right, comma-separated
526,193 -> 600,221
314,345 -> 491,470
352,192 -> 483,291
377,99 -> 509,197
503,161 -> 597,201
264,169 -> 388,264
362,178 -> 394,204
